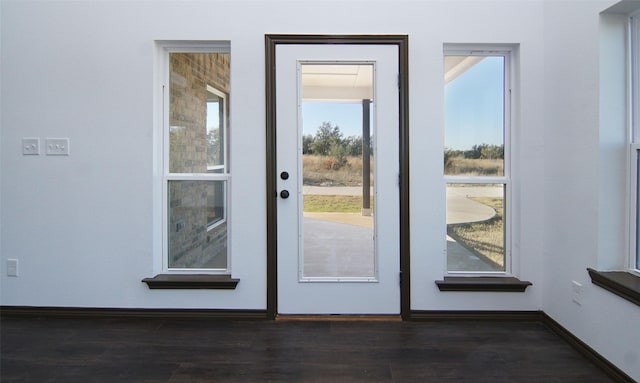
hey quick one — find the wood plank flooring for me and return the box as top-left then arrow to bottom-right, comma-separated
1,317 -> 616,382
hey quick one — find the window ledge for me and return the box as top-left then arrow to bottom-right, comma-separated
142,274 -> 239,290
435,276 -> 532,292
587,268 -> 640,307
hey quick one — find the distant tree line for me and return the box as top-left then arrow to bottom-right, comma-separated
302,122 -> 373,170
302,122 -> 370,157
444,144 -> 504,175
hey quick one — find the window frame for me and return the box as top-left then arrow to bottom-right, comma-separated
158,41 -> 231,274
631,145 -> 639,272
204,84 -> 228,232
205,84 -> 228,174
443,45 -> 514,276
630,12 -> 640,274
205,181 -> 227,232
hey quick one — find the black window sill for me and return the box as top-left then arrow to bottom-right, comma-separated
142,274 -> 239,290
587,268 -> 640,307
435,276 -> 532,292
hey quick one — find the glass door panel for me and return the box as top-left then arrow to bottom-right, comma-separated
300,64 -> 375,281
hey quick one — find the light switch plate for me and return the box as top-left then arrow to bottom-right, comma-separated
46,138 -> 70,156
22,138 -> 40,155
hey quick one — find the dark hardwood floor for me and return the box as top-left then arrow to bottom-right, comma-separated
1,317 -> 616,382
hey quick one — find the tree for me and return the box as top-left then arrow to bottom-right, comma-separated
343,136 -> 363,157
480,144 -> 503,159
464,144 -> 504,160
310,122 -> 343,155
302,134 -> 314,155
328,141 -> 348,169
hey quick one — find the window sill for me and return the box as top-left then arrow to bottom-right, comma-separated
435,276 -> 532,292
587,268 -> 640,307
142,274 -> 239,290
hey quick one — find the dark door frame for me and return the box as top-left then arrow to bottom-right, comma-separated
265,34 -> 410,320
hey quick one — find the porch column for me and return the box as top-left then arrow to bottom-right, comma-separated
362,99 -> 371,216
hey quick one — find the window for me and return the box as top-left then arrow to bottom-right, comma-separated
161,43 -> 231,272
444,46 -> 512,274
586,7 -> 640,304
631,12 -> 640,273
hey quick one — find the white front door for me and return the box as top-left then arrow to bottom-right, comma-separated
276,44 -> 400,314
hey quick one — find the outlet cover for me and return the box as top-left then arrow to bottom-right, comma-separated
572,280 -> 583,305
7,259 -> 18,277
46,138 -> 70,156
22,138 -> 40,155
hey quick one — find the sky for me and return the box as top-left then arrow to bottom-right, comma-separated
301,56 -> 504,151
444,56 -> 504,151
302,102 -> 366,137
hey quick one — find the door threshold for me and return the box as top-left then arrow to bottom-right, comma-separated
276,314 -> 402,322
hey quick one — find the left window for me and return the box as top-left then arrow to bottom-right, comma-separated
161,43 -> 230,272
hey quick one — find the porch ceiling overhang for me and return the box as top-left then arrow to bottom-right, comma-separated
300,56 -> 482,102
444,55 -> 484,84
301,64 -> 373,102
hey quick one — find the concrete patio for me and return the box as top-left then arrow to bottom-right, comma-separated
301,186 -> 503,275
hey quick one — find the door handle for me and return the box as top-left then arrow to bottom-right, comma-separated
280,190 -> 290,199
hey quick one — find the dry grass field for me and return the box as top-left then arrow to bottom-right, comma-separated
303,155 -> 371,186
445,157 -> 503,176
302,155 -> 372,213
303,195 -> 370,213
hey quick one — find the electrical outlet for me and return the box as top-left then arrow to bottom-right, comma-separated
46,138 -> 70,156
572,280 -> 583,305
22,138 -> 40,155
7,259 -> 18,277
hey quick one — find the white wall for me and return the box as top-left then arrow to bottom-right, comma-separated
0,0 -> 545,310
0,0 -> 637,379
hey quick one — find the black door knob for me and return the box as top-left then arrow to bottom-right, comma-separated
280,190 -> 290,199
280,171 -> 289,180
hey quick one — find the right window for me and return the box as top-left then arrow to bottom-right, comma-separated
444,47 -> 511,273
631,12 -> 640,272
